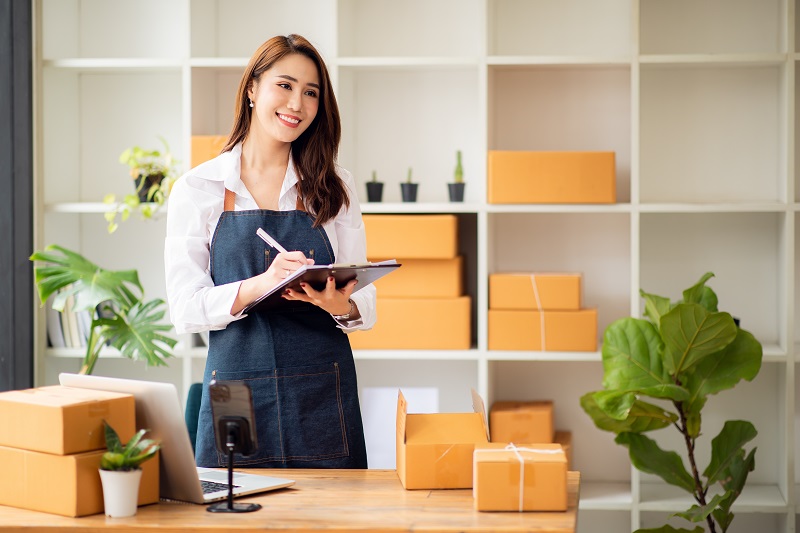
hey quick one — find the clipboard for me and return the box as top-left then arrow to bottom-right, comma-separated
242,259 -> 401,313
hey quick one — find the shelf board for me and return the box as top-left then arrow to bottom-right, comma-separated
42,58 -> 183,72
486,350 -> 602,362
353,349 -> 480,361
335,56 -> 479,69
637,202 -> 789,213
44,202 -> 164,215
639,53 -> 786,67
361,202 -> 481,214
488,55 -> 631,67
639,482 -> 788,513
189,57 -> 249,68
486,203 -> 630,214
577,481 -> 633,511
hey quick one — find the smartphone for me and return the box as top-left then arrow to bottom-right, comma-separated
208,379 -> 258,456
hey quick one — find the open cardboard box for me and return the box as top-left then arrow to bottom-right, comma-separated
396,389 -> 489,490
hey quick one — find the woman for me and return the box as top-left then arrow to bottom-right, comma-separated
165,34 -> 373,469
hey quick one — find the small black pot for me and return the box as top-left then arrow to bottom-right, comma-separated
448,182 -> 465,202
134,172 -> 164,203
366,181 -> 384,202
400,182 -> 418,202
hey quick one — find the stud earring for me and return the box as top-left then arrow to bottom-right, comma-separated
249,98 -> 254,108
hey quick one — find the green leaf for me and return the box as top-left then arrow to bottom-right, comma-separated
634,527 -> 703,533
103,420 -> 123,453
704,421 -> 756,485
716,447 -> 756,516
640,289 -> 672,328
673,492 -> 728,523
615,432 -> 695,492
681,272 -> 718,312
580,392 -> 676,433
711,507 -> 734,533
660,304 -> 738,375
96,300 -> 177,368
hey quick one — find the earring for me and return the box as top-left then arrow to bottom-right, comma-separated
249,98 -> 254,108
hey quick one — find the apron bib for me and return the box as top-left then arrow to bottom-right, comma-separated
194,188 -> 367,468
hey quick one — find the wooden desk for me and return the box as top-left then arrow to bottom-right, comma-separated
0,469 -> 580,533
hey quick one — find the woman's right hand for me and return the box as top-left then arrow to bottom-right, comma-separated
231,251 -> 314,314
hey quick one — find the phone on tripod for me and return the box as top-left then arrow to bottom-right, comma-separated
208,379 -> 258,457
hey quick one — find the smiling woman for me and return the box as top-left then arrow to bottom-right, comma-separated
164,34 -> 374,471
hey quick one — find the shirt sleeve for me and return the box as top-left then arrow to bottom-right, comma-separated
164,176 -> 244,335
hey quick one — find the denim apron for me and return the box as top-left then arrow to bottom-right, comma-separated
194,188 -> 368,469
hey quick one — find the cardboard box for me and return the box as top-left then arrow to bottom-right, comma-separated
363,215 -> 458,259
397,389 -> 489,490
490,401 -> 554,444
554,430 -> 572,470
349,297 -> 471,350
473,443 -> 567,512
0,446 -> 159,517
487,151 -> 616,204
490,273 -> 581,310
0,386 -> 136,455
373,256 -> 463,298
488,309 -> 597,351
191,135 -> 226,168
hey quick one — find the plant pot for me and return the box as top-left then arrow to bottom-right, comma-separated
448,182 -> 465,202
99,468 -> 142,518
134,172 -> 165,203
366,181 -> 384,202
400,182 -> 418,202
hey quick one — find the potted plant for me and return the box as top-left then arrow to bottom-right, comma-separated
581,272 -> 762,533
99,420 -> 160,518
104,136 -> 179,233
400,167 -> 418,202
366,170 -> 384,202
30,244 -> 177,375
448,150 -> 465,202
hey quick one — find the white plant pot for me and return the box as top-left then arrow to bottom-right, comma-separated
99,469 -> 142,518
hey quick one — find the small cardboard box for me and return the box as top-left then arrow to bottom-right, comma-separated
490,273 -> 581,310
373,256 -> 463,298
473,443 -> 567,512
554,430 -> 572,470
488,309 -> 597,351
191,135 -> 226,168
364,214 -> 458,259
349,296 -> 471,350
0,446 -> 159,517
0,386 -> 135,455
490,401 -> 554,444
487,151 -> 616,204
397,389 -> 489,490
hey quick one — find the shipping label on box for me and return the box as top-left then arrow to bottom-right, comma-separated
488,309 -> 597,351
397,389 -> 489,490
490,401 -> 554,444
0,386 -> 135,455
364,214 -> 458,259
0,446 -> 159,517
490,273 -> 581,310
372,256 -> 463,298
487,151 -> 616,204
473,443 -> 567,512
191,135 -> 226,168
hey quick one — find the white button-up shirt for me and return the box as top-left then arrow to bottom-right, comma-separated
164,142 -> 376,335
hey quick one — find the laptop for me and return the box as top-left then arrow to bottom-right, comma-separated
58,373 -> 295,504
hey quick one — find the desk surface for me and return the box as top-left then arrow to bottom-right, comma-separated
0,469 -> 580,533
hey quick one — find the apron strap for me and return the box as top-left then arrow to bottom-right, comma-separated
223,184 -> 306,212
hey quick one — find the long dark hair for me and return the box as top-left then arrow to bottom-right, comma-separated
222,34 -> 348,226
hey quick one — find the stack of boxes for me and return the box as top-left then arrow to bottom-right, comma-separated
0,386 -> 159,517
488,272 -> 597,351
350,214 -> 471,350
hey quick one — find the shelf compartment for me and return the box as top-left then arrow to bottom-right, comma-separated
191,66 -> 244,136
577,483 -> 632,510
639,0 -> 784,55
640,64 -> 785,204
487,0 -> 631,57
639,483 -> 788,512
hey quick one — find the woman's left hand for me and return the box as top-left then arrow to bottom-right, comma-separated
283,277 -> 359,318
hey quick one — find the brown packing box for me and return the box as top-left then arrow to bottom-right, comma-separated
490,401 -> 554,444
473,443 -> 567,512
490,273 -> 581,310
372,256 -> 463,298
0,386 -> 136,455
363,214 -> 458,259
0,446 -> 159,517
396,389 -> 489,490
190,135 -> 226,168
554,430 -> 572,470
349,296 -> 471,350
487,151 -> 616,204
488,309 -> 597,351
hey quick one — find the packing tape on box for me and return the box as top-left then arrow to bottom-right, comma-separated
530,275 -> 546,351
474,443 -> 563,512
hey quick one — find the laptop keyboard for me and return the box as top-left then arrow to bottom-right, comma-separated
200,480 -> 240,494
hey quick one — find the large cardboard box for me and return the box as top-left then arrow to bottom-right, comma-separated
349,297 -> 471,350
0,446 -> 159,517
490,273 -> 581,310
0,386 -> 136,455
364,215 -> 458,259
473,443 -> 567,512
396,389 -> 489,490
490,401 -> 554,444
373,257 -> 463,298
487,151 -> 616,204
191,135 -> 226,168
488,309 -> 597,351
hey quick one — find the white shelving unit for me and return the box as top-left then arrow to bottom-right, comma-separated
31,1 -> 800,531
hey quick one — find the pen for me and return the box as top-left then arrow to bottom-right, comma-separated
256,227 -> 288,254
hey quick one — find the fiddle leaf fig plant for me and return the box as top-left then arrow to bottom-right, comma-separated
581,272 -> 762,533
